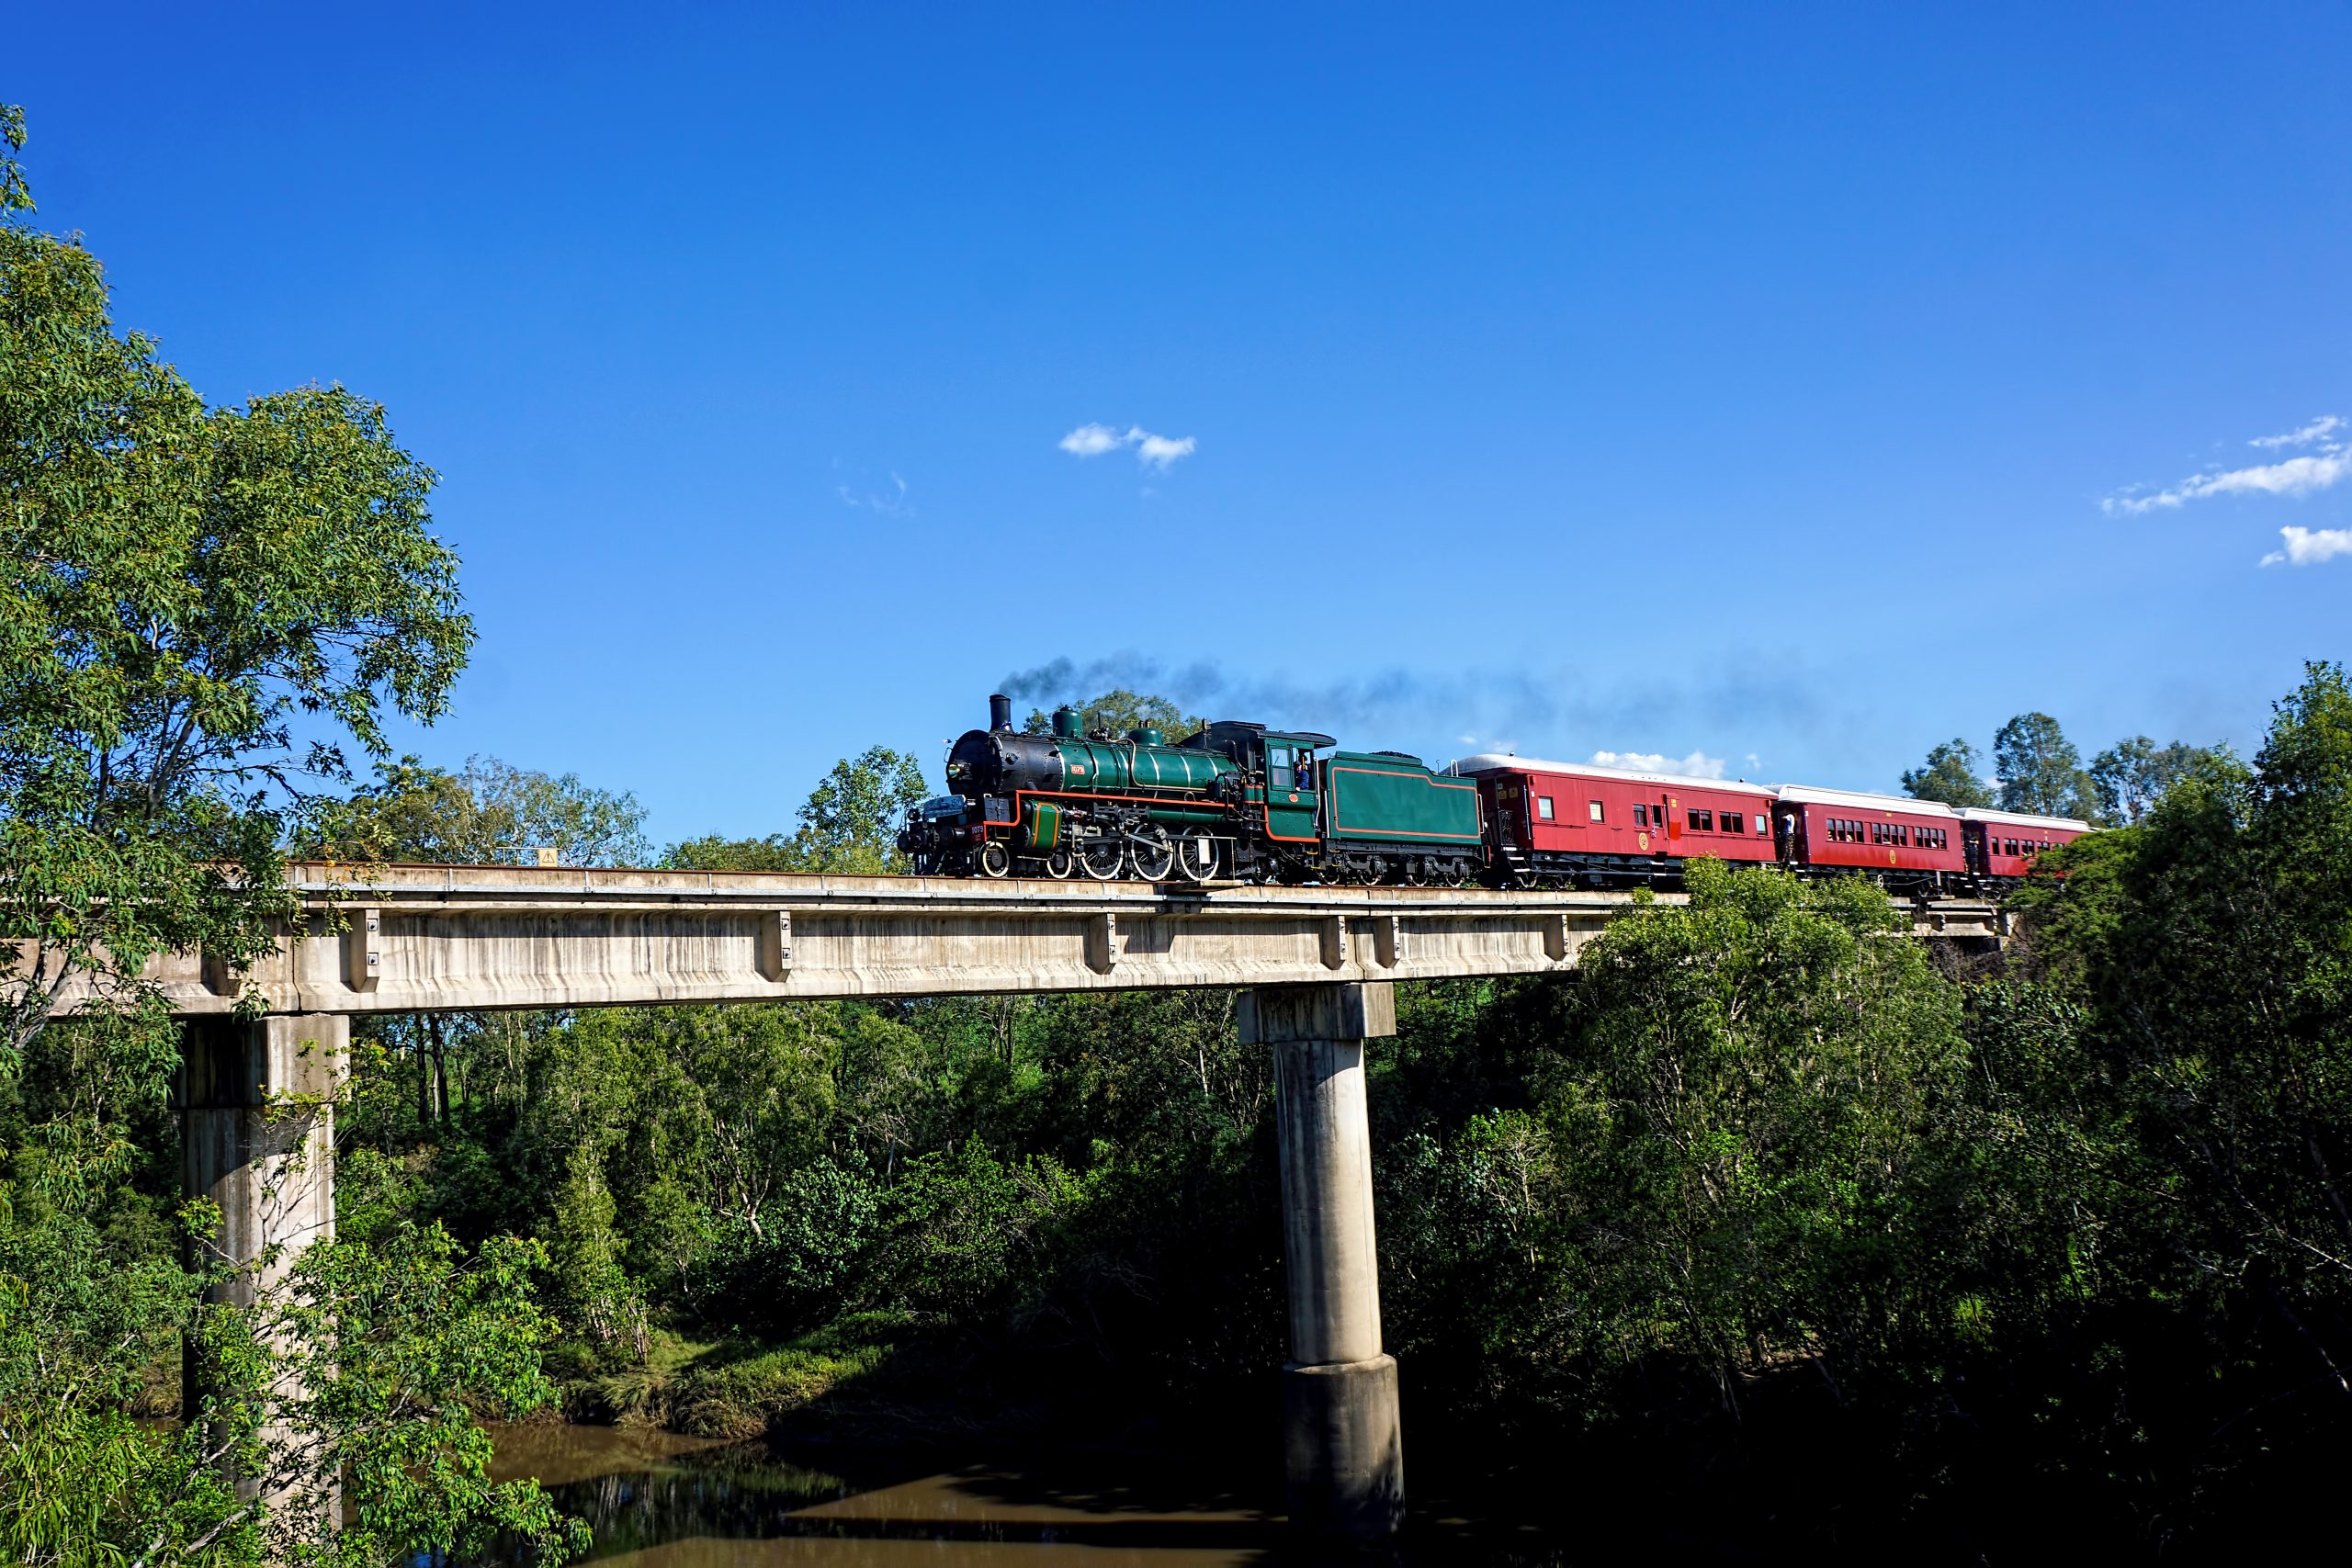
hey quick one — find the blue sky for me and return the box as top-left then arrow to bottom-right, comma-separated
17,4 -> 2349,844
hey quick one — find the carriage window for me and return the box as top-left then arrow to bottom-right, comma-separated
1634,803 -> 1649,828
1689,808 -> 1713,831
2004,838 -> 2018,857
1588,799 -> 1604,822
1536,795 -> 1555,820
1724,812 -> 1747,834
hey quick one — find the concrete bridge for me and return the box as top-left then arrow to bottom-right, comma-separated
134,864 -> 2004,1540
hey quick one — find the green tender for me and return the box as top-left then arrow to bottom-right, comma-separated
1323,752 -> 1485,845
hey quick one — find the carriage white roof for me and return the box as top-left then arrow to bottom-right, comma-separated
1448,753 -> 1774,795
1774,784 -> 1960,818
1954,806 -> 2094,831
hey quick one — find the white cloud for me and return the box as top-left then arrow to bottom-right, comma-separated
2104,414 -> 2350,515
1057,423 -> 1125,457
2259,525 -> 2352,568
2250,415 -> 2344,450
1057,423 -> 1198,469
1589,749 -> 1727,779
836,471 -> 912,517
1134,433 -> 1196,470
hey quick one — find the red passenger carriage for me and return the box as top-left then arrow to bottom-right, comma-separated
1452,754 -> 1776,884
1773,786 -> 1966,891
1955,807 -> 2090,878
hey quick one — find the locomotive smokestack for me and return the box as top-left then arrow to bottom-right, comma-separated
989,694 -> 1013,733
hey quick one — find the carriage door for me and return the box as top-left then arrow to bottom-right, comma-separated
1263,741 -> 1319,844
1492,779 -> 1527,851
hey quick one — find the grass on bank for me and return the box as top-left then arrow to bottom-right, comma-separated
555,1314 -> 904,1438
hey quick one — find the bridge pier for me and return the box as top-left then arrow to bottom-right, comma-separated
1241,981 -> 1405,1541
178,1013 -> 345,1513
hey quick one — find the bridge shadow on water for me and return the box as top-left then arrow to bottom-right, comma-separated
484,1421 -> 1622,1568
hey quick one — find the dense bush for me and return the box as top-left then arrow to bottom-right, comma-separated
301,663 -> 2352,1552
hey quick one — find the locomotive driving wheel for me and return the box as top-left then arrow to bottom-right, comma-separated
977,840 -> 1012,878
1130,826 -> 1177,882
1045,847 -> 1074,879
1176,832 -> 1217,882
1080,837 -> 1125,880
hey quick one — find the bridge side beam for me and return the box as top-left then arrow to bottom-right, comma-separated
1240,981 -> 1404,1540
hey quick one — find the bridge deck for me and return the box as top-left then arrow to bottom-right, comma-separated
67,863 -> 2004,1017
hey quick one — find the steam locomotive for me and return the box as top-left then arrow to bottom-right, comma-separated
898,693 -> 2089,891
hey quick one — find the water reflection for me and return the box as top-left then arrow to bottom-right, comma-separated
492,1423 -> 1279,1566
492,1423 -> 1568,1567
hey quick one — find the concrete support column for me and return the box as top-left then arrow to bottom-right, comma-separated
1239,981 -> 1404,1541
178,1012 -> 346,1509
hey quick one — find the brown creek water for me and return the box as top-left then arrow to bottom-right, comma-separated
486,1422 -> 1585,1567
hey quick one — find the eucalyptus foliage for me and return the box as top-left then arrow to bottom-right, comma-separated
0,107 -> 571,1565
0,165 -> 469,1062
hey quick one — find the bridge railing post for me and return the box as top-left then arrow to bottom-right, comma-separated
177,1012 -> 346,1521
1239,980 -> 1405,1541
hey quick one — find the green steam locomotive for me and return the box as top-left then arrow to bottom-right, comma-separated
897,694 -> 1485,884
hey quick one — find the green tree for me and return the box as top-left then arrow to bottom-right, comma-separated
2015,663 -> 2352,1488
544,1145 -> 648,1363
1023,689 -> 1204,739
306,756 -> 648,1129
2087,734 -> 2211,824
0,107 -> 569,1563
1548,862 -> 1972,1406
1994,712 -> 2094,818
0,194 -> 470,1061
668,745 -> 927,874
312,755 -> 650,868
1,103 -> 29,215
664,832 -> 805,872
796,746 -> 930,872
1901,737 -> 1996,807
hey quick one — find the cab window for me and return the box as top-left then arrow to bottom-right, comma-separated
1268,746 -> 1294,791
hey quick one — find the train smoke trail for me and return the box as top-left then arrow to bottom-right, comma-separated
994,651 -> 1839,773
